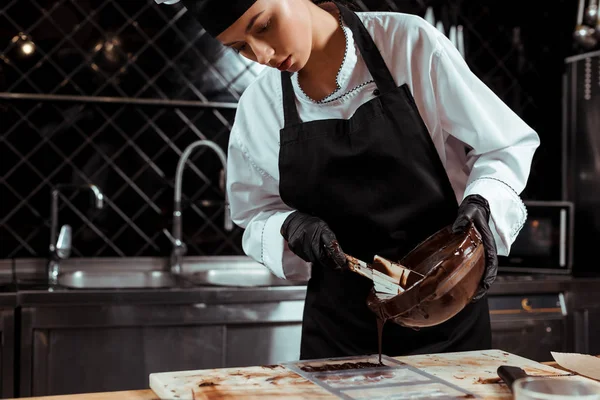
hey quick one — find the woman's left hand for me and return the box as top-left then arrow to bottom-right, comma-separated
451,194 -> 498,302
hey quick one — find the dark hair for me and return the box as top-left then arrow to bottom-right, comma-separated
313,0 -> 360,11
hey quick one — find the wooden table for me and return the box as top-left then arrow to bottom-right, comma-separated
4,358 -> 578,399
6,390 -> 159,400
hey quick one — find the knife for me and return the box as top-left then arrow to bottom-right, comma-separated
497,365 -> 575,392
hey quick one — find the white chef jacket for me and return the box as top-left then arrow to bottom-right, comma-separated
226,11 -> 540,281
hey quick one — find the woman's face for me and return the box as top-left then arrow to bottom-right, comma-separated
216,0 -> 312,73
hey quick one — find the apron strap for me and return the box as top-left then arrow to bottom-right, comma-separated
281,71 -> 301,126
337,3 -> 397,92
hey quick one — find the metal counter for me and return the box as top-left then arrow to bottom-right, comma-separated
7,256 -> 600,305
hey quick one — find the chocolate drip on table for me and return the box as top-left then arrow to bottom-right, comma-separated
377,317 -> 385,365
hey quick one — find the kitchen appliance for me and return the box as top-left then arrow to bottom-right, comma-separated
488,293 -> 568,363
498,201 -> 574,275
563,49 -> 600,276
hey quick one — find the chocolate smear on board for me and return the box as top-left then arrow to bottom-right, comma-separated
301,361 -> 385,372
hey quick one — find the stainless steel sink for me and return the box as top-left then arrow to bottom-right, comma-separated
188,268 -> 306,287
58,270 -> 179,289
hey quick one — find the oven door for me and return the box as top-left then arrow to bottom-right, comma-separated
489,294 -> 569,362
499,201 -> 573,274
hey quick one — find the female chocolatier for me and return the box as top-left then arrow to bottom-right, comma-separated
155,0 -> 540,359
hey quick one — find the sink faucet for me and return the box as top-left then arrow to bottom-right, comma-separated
164,140 -> 232,275
48,184 -> 104,287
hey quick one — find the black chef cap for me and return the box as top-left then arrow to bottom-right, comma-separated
180,0 -> 258,37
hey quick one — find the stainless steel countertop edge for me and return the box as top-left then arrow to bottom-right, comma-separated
3,256 -> 600,306
15,285 -> 309,306
15,276 -> 600,307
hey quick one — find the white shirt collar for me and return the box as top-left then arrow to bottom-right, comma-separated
291,16 -> 358,104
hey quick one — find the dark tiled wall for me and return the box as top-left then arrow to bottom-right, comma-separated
0,0 -> 579,258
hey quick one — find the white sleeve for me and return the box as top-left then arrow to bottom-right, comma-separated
430,34 -> 540,256
227,130 -> 311,281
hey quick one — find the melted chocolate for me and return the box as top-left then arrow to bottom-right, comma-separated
364,225 -> 484,371
377,317 -> 385,365
300,361 -> 385,372
366,224 -> 485,330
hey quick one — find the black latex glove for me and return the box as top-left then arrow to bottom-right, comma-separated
281,211 -> 347,270
451,194 -> 498,302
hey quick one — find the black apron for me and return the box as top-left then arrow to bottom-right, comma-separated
278,3 -> 491,360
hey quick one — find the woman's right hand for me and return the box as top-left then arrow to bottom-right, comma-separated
280,211 -> 347,270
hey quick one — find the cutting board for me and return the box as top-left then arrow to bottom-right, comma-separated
150,364 -> 332,399
149,350 -> 587,399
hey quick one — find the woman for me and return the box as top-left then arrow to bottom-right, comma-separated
156,0 -> 540,359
